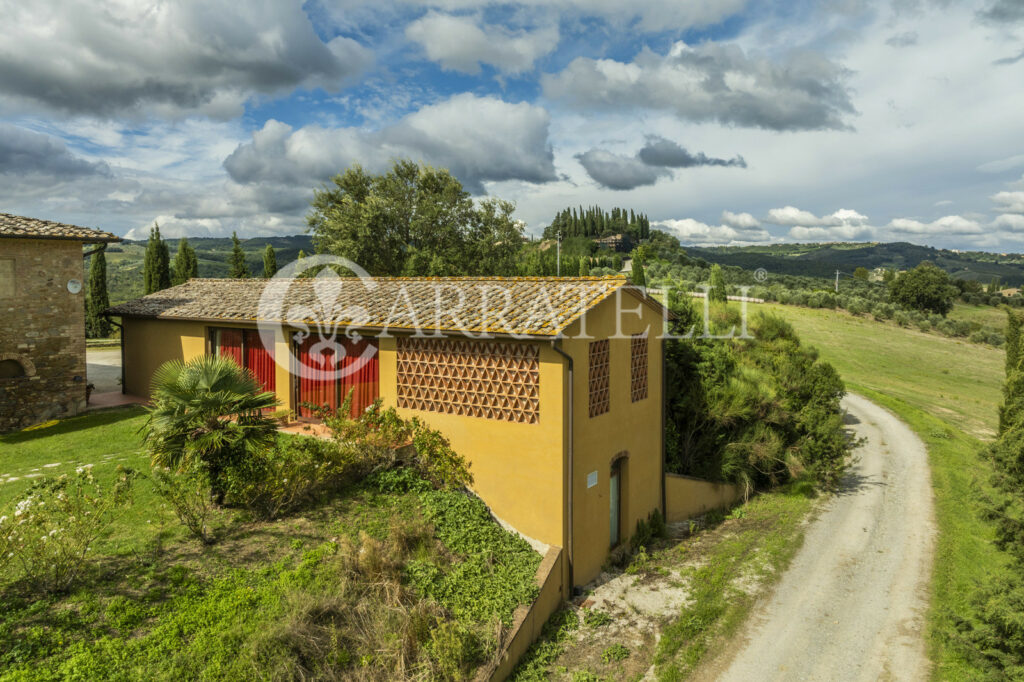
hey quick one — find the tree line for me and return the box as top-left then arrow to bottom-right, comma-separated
541,205 -> 651,241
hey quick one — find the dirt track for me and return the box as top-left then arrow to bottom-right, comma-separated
709,393 -> 936,681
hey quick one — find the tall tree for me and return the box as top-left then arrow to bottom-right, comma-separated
143,223 -> 171,295
228,231 -> 249,278
86,249 -> 111,338
308,161 -> 524,276
887,261 -> 957,316
262,244 -> 278,278
709,264 -> 728,303
172,236 -> 198,286
630,250 -> 646,287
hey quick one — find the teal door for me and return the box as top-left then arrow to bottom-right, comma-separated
610,466 -> 621,547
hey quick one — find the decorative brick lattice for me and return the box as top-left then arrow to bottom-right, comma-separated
630,333 -> 648,402
396,338 -> 540,424
589,339 -> 610,417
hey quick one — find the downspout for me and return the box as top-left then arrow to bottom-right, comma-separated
660,337 -> 667,519
106,316 -> 126,395
551,339 -> 574,592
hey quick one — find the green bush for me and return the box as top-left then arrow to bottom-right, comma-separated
151,465 -> 221,544
665,308 -> 848,493
0,466 -> 137,593
222,435 -> 354,520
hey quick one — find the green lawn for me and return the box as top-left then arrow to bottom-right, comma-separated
948,302 -> 1008,330
0,408 -> 541,680
757,303 -> 1003,439
762,303 -> 1006,680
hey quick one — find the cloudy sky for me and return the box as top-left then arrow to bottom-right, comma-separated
1,0 -> 1023,249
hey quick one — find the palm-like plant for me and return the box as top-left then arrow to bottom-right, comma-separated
142,355 -> 279,503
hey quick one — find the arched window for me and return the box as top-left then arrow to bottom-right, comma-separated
0,359 -> 26,379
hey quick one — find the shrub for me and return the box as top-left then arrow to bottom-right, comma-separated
0,466 -> 137,593
225,436 -> 359,520
142,356 -> 279,504
151,465 -> 221,544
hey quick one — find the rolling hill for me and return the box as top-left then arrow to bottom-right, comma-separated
685,242 -> 1024,285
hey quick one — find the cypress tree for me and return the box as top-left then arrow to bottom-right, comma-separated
144,223 -> 171,294
709,264 -> 728,303
86,249 -> 111,338
1007,309 -> 1023,377
630,253 -> 646,288
263,244 -> 278,278
228,231 -> 249,278
578,256 -> 589,277
172,236 -> 198,285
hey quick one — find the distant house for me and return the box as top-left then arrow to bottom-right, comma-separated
109,275 -> 672,589
0,213 -> 120,431
594,233 -> 633,253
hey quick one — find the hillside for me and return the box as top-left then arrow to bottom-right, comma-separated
686,242 -> 1024,285
102,235 -> 314,305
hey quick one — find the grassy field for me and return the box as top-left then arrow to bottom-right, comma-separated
761,303 -> 1006,679
757,303 -> 1003,439
0,408 -> 540,680
948,302 -> 1008,330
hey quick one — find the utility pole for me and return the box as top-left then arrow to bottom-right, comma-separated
835,270 -> 840,293
556,230 -> 562,277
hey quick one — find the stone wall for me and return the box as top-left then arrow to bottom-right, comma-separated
0,238 -> 88,431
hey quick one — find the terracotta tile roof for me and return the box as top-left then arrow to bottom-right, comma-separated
0,212 -> 120,242
107,276 -> 671,337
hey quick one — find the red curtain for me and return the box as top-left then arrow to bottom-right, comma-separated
338,338 -> 379,418
297,336 -> 378,418
243,329 -> 276,394
216,328 -> 243,366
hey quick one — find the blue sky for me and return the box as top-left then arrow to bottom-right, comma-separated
1,0 -> 1023,250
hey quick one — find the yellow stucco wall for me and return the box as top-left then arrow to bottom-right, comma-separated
379,336 -> 568,552
664,474 -> 742,523
122,319 -> 294,413
560,290 -> 666,586
122,318 -> 207,397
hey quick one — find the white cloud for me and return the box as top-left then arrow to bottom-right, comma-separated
721,210 -> 760,229
405,13 -> 558,74
541,41 -> 854,131
0,0 -> 371,119
655,216 -> 771,246
765,206 -> 869,227
331,0 -> 747,33
992,191 -> 1024,214
788,225 -> 875,241
886,215 -> 984,235
223,93 -> 557,194
993,213 -> 1024,232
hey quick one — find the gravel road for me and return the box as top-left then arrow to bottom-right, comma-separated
711,393 -> 937,681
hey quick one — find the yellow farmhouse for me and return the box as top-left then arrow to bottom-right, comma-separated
109,275 -> 672,590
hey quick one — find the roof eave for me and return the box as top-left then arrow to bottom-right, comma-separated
103,311 -> 563,339
0,233 -> 121,243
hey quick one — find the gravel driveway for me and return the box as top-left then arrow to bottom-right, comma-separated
87,348 -> 122,393
710,393 -> 937,681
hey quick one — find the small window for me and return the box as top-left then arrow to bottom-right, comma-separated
588,339 -> 610,418
0,359 -> 26,379
630,333 -> 648,402
0,259 -> 13,298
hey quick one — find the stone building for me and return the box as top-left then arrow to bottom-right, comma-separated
0,213 -> 120,432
